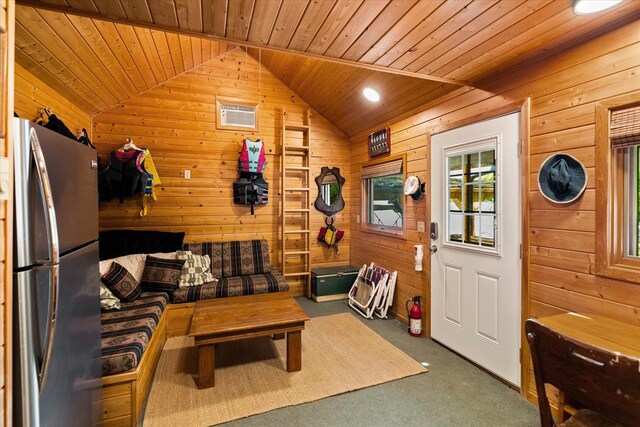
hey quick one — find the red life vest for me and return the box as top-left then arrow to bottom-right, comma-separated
233,138 -> 268,214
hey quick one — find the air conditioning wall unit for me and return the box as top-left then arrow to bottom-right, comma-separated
216,99 -> 259,131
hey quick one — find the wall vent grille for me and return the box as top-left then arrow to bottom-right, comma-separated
220,103 -> 256,128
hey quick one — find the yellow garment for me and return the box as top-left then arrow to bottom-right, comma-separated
139,150 -> 161,201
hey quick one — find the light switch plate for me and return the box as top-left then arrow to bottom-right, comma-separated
184,169 -> 191,179
356,214 -> 360,223
0,157 -> 9,200
417,221 -> 426,233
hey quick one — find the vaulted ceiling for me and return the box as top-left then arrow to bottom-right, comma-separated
14,0 -> 640,136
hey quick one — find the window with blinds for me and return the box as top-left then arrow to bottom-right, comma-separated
610,105 -> 640,256
595,97 -> 640,283
361,156 -> 404,231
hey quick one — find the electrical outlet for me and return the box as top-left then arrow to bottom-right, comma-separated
417,221 -> 426,232
356,214 -> 360,223
184,169 -> 191,179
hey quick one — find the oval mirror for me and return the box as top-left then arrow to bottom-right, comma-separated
314,167 -> 345,216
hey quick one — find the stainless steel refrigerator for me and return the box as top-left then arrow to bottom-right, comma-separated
13,118 -> 102,426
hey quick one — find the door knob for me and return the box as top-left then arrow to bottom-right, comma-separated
429,245 -> 438,253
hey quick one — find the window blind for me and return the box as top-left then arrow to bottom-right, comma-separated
361,158 -> 403,179
611,105 -> 640,149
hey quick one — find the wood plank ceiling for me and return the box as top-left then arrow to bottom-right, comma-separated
14,0 -> 640,135
15,6 -> 232,115
249,48 -> 459,136
16,0 -> 640,84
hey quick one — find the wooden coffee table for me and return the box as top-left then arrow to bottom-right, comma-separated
188,292 -> 310,389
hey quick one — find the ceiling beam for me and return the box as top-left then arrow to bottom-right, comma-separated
15,0 -> 472,87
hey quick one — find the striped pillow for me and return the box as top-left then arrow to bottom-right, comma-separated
222,240 -> 271,277
101,262 -> 141,302
176,250 -> 216,288
140,256 -> 186,293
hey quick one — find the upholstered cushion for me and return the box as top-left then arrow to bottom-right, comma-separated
100,292 -> 169,375
99,283 -> 121,311
176,250 -> 216,288
559,409 -> 622,427
171,270 -> 289,303
222,240 -> 271,277
101,262 -> 141,302
99,230 -> 184,260
182,242 -> 223,279
140,256 -> 185,293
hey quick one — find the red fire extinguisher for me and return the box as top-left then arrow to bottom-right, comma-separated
406,296 -> 422,337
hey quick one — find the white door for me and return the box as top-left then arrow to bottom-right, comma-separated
430,113 -> 521,387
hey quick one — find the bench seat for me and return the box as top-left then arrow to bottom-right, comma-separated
171,269 -> 288,303
101,292 -> 169,376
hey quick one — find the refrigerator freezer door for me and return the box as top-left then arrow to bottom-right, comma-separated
13,118 -> 98,269
14,242 -> 102,427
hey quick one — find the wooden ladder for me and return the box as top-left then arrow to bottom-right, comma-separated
281,108 -> 312,297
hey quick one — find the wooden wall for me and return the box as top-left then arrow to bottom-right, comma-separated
14,63 -> 91,134
349,18 -> 640,400
1,1 -> 14,424
92,48 -> 351,295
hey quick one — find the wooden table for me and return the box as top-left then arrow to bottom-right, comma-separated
538,312 -> 640,358
188,292 -> 310,389
537,312 -> 640,420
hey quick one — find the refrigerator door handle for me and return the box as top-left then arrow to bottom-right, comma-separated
30,127 -> 60,393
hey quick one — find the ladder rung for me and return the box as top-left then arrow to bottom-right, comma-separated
284,145 -> 310,152
284,208 -> 309,213
284,188 -> 310,192
284,230 -> 310,234
285,166 -> 310,171
285,124 -> 309,132
284,272 -> 311,277
284,251 -> 310,255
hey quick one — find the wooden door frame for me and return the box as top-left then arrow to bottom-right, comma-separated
425,98 -> 531,395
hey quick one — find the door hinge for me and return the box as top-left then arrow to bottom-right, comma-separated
519,244 -> 523,259
519,347 -> 522,363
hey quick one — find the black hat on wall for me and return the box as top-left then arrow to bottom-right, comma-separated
537,153 -> 587,204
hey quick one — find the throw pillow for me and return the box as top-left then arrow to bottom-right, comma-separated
99,253 -> 146,283
99,252 -> 177,283
176,250 -> 217,288
99,283 -> 121,311
182,242 -> 223,279
140,256 -> 186,293
101,262 -> 141,302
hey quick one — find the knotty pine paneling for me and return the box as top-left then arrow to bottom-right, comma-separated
92,49 -> 351,296
349,19 -> 640,402
1,1 -> 14,423
14,64 -> 91,135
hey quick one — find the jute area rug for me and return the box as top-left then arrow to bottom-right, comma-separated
143,313 -> 427,426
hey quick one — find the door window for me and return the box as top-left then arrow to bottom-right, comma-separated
446,145 -> 497,250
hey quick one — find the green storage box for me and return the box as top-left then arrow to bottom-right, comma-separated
311,265 -> 359,302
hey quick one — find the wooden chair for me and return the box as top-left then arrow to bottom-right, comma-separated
525,318 -> 640,427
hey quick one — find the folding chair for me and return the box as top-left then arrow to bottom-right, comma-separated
374,270 -> 397,319
348,263 -> 390,319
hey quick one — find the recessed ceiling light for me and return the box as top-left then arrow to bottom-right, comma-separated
572,0 -> 622,15
363,87 -> 380,102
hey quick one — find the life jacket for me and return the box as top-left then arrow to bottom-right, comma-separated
238,138 -> 267,173
100,151 -> 148,203
233,138 -> 268,214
